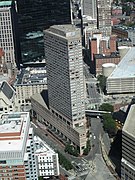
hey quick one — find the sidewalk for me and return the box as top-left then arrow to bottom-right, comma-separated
100,135 -> 121,180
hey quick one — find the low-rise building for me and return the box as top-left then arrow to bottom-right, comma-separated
35,136 -> 60,179
94,53 -> 120,75
14,67 -> 47,111
107,47 -> 135,94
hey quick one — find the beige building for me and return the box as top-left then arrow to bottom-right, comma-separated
31,92 -> 87,155
15,67 -> 47,111
121,104 -> 135,180
31,25 -> 88,155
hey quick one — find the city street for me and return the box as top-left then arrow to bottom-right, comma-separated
31,117 -> 116,180
85,154 -> 115,180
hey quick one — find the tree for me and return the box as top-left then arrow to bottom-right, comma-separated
102,114 -> 116,135
64,144 -> 79,157
83,139 -> 91,155
83,147 -> 89,155
57,151 -> 73,170
99,103 -> 114,112
97,75 -> 107,93
38,177 -> 43,180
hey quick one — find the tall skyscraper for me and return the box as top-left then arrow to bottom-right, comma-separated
82,0 -> 97,20
121,104 -> 135,179
44,25 -> 87,154
16,0 -> 72,62
0,112 -> 38,179
97,0 -> 112,36
44,25 -> 86,126
16,0 -> 71,35
0,0 -> 21,72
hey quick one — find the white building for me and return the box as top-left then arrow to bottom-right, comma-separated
121,104 -> 135,180
35,136 -> 60,178
15,67 -> 47,111
0,81 -> 16,114
0,112 -> 38,179
107,47 -> 135,94
0,1 -> 18,77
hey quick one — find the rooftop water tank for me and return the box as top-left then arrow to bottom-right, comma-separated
118,46 -> 131,60
102,63 -> 116,77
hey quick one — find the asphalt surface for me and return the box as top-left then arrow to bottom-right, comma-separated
85,154 -> 115,180
85,117 -> 103,161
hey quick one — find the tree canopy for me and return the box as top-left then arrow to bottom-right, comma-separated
102,114 -> 116,135
57,151 -> 73,170
99,103 -> 114,112
64,144 -> 79,157
97,75 -> 107,94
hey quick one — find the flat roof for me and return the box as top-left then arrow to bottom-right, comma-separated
0,112 -> 29,152
45,24 -> 81,39
123,104 -> 135,138
94,53 -> 120,59
34,136 -> 55,155
0,1 -> 12,7
108,47 -> 135,79
0,116 -> 22,133
16,67 -> 47,85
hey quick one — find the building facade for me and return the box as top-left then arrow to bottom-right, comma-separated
15,67 -> 47,111
35,136 -> 60,178
0,112 -> 38,179
32,25 -> 88,154
17,0 -> 72,63
31,92 -> 87,155
106,47 -> 135,94
94,54 -> 120,75
44,25 -> 86,127
17,0 -> 71,35
97,0 -> 112,36
82,0 -> 97,20
0,1 -> 21,73
0,48 -> 7,75
121,104 -> 135,180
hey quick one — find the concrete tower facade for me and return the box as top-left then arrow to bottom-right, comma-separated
44,25 -> 86,127
44,25 -> 87,154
